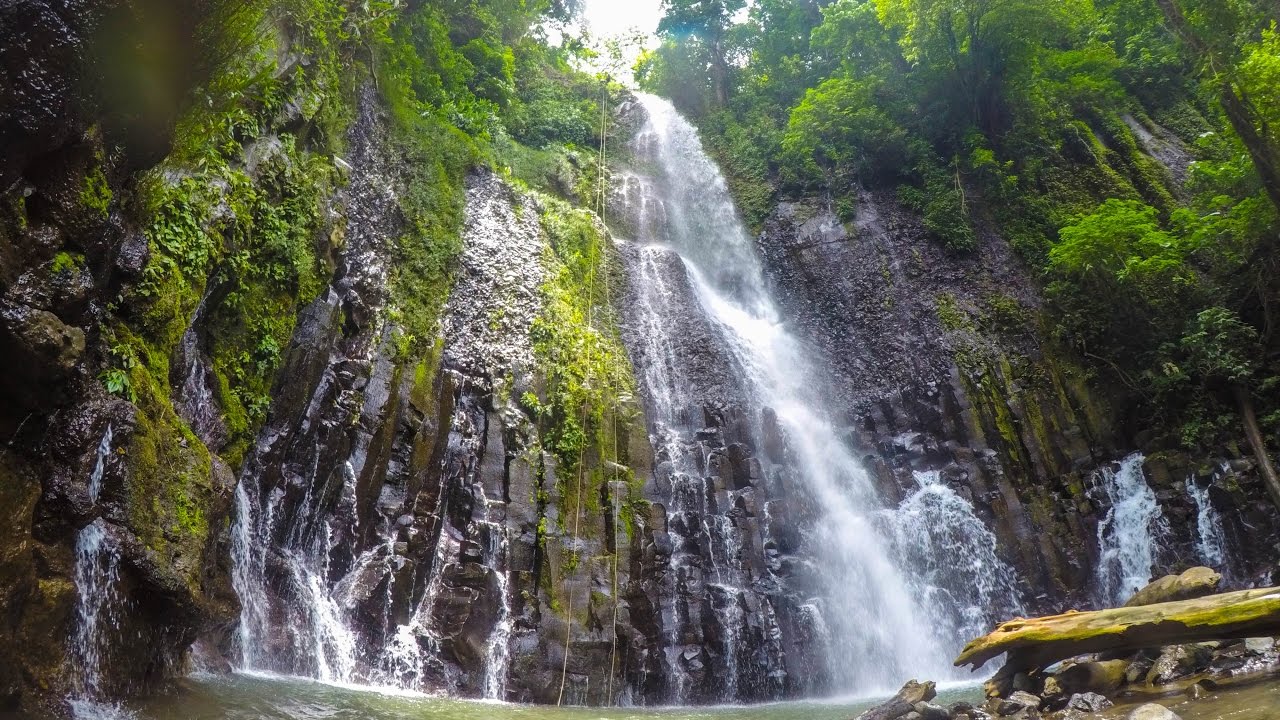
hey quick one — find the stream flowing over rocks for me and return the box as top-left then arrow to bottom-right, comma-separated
3,3 -> 1280,715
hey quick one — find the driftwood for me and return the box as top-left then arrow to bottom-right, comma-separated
955,586 -> 1280,679
856,680 -> 936,720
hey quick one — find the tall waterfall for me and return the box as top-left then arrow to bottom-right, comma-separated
1090,453 -> 1168,606
615,94 -> 1020,697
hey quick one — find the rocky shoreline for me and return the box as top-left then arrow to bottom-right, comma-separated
858,569 -> 1280,720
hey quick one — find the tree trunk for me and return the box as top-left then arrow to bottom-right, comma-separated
955,586 -> 1280,676
710,38 -> 729,107
1234,383 -> 1280,510
1218,84 -> 1280,214
1154,0 -> 1280,214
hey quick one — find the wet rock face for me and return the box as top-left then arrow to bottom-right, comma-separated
230,159 -> 654,704
757,191 -> 1280,612
0,3 -> 242,712
615,241 -> 752,420
2,0 -> 239,186
443,173 -> 545,379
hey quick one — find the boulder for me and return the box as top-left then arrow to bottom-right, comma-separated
1127,703 -> 1182,720
912,701 -> 949,720
1144,644 -> 1211,686
1124,567 -> 1221,607
1054,659 -> 1130,695
1066,692 -> 1113,713
996,691 -> 1041,716
1243,636 -> 1275,654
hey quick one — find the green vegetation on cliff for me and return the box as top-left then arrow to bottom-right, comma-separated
78,0 -> 633,602
642,0 -> 1280,470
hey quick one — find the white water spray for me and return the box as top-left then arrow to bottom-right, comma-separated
1187,469 -> 1228,569
1090,453 -> 1168,605
68,427 -> 134,719
885,471 -> 1025,647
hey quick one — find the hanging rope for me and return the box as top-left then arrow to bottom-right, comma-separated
594,75 -> 624,708
556,76 -> 612,708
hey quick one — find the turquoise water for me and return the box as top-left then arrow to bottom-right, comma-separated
121,674 -> 983,720
9,673 -> 1280,719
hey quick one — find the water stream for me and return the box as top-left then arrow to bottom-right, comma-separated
54,671 -> 1280,720
1089,453 -> 1169,606
69,427 -> 133,720
1188,467 -> 1229,570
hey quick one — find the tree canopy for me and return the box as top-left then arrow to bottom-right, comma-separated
640,0 -> 1280,457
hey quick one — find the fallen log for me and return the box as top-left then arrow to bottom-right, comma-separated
955,586 -> 1280,680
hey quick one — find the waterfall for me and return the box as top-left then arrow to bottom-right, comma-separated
616,94 -> 1017,697
1187,468 -> 1228,569
231,455 -> 360,683
477,487 -> 513,700
86,424 -> 113,505
1089,453 -> 1168,606
884,471 -> 1025,649
69,428 -> 133,719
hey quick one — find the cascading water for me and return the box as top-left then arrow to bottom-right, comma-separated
884,471 -> 1025,649
615,93 -> 1020,697
1089,453 -> 1168,606
86,424 -> 113,505
229,115 -> 528,700
68,428 -> 132,719
477,484 -> 513,700
1187,468 -> 1229,570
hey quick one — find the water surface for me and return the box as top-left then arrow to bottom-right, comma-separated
126,674 -> 980,720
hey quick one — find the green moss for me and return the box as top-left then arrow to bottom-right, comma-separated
113,325 -> 213,590
983,293 -> 1030,335
936,292 -> 973,332
80,165 -> 112,217
379,89 -> 478,353
50,251 -> 84,275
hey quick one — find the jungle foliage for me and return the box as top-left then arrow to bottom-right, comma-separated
640,0 -> 1280,454
109,0 -> 617,466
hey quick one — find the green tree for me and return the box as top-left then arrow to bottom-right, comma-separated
1154,0 -> 1280,213
1047,199 -> 1199,359
874,0 -> 1094,134
656,0 -> 747,107
1177,307 -> 1280,508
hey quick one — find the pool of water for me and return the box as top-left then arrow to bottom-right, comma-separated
1105,680 -> 1280,720
49,674 -> 985,720
9,673 -> 1280,719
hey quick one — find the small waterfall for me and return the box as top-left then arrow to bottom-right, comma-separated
86,424 -> 113,505
231,456 -> 360,683
1187,469 -> 1228,569
69,427 -> 132,719
884,471 -> 1025,651
477,489 -> 513,700
1089,453 -> 1168,606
